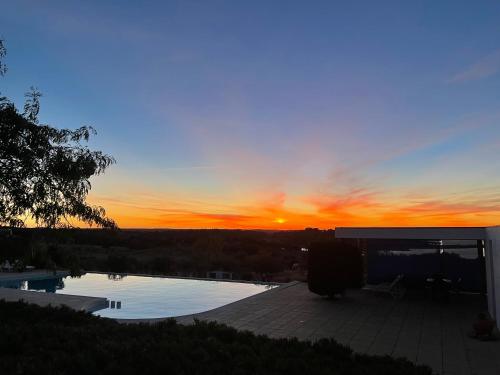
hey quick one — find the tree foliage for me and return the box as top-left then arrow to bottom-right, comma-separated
0,39 -> 6,77
0,39 -> 116,228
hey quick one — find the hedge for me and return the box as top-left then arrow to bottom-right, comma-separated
0,300 -> 433,375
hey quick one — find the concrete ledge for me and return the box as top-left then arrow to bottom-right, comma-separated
0,287 -> 108,312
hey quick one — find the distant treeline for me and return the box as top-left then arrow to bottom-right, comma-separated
1,229 -> 482,285
0,228 -> 337,281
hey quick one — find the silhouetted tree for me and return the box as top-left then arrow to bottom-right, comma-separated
0,40 -> 116,228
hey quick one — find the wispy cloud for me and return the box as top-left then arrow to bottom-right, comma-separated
449,50 -> 500,83
159,165 -> 219,172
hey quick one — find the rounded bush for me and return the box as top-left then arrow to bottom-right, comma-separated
308,240 -> 363,297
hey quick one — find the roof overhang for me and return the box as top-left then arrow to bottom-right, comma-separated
335,227 -> 487,240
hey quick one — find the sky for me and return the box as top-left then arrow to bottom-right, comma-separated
1,0 -> 500,229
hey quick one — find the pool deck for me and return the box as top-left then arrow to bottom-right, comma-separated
0,270 -> 107,312
168,282 -> 498,375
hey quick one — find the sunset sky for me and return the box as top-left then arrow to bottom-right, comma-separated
1,1 -> 500,229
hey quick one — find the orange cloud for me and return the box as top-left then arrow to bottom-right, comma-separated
85,185 -> 500,230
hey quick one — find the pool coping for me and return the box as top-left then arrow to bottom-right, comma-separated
0,286 -> 108,312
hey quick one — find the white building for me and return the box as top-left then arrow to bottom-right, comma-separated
335,226 -> 500,325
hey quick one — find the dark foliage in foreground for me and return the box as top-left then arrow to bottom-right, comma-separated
0,98 -> 116,229
0,39 -> 115,229
0,301 -> 433,375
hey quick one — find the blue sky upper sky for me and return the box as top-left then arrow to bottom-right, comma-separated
1,0 -> 500,228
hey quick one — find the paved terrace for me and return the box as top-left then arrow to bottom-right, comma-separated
167,282 -> 500,375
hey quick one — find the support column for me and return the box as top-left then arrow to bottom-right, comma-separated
485,227 -> 500,325
477,240 -> 487,296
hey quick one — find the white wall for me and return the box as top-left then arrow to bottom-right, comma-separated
485,226 -> 500,324
335,227 -> 486,240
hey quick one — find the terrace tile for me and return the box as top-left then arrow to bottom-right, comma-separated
171,281 -> 500,375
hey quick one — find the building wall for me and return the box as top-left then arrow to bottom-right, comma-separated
335,227 -> 486,240
485,226 -> 500,324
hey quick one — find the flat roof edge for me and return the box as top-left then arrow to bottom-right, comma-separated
335,227 -> 488,240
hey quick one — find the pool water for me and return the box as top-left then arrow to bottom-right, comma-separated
0,273 -> 276,319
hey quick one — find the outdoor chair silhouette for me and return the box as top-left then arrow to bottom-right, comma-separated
363,274 -> 406,299
0,260 -> 13,272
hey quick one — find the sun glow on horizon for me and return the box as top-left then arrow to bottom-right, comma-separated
6,1 -> 499,230
85,187 -> 500,230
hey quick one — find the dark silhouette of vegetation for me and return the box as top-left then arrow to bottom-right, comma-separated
0,232 -> 82,275
308,241 -> 363,297
0,300 -> 433,375
0,39 -> 6,77
2,228 -> 326,282
0,39 -> 115,228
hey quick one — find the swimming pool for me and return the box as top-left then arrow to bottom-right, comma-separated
0,273 -> 277,319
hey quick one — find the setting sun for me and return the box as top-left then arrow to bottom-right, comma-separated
1,3 -> 500,374
2,1 -> 500,231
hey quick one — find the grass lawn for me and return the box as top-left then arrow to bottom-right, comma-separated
0,300 -> 434,375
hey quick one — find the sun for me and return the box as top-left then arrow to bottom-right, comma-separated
274,218 -> 286,224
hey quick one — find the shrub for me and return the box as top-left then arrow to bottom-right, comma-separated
308,240 -> 363,297
0,235 -> 30,262
0,301 -> 433,375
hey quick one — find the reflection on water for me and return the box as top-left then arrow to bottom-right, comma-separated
0,272 -> 276,319
367,239 -> 483,292
0,277 -> 65,292
27,278 -> 65,293
108,273 -> 126,281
